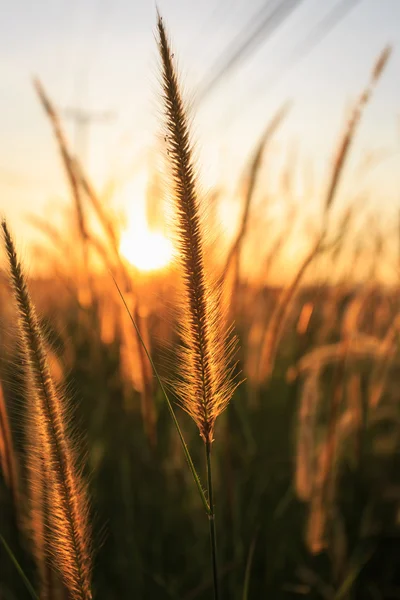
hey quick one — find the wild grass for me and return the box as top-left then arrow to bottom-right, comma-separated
1,220 -> 92,599
223,102 -> 291,309
157,14 -> 239,597
0,14 -> 398,600
157,14 -> 237,447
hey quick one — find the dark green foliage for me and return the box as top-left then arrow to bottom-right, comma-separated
2,288 -> 400,598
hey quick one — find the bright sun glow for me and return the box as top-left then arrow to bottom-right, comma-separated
119,172 -> 175,273
120,227 -> 174,272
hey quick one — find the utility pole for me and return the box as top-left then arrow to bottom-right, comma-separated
63,107 -> 115,167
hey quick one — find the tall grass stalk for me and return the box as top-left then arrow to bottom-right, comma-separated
156,13 -> 238,597
258,47 -> 391,384
324,45 -> 391,217
223,102 -> 290,301
205,440 -> 219,599
34,78 -> 158,447
1,220 -> 92,600
73,153 -> 158,448
33,79 -> 94,308
259,233 -> 324,381
113,277 -> 210,514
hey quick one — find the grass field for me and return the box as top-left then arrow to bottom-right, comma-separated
0,13 -> 399,600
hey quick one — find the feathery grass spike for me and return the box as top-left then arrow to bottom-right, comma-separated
157,13 -> 237,445
157,14 -> 240,598
324,45 -> 391,214
1,219 -> 92,600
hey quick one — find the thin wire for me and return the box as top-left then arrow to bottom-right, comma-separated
195,0 -> 306,106
84,0 -> 117,76
112,275 -> 211,516
223,0 -> 364,128
194,0 -> 278,97
186,0 -> 239,85
189,0 -> 241,50
195,0 -> 299,105
256,0 -> 363,101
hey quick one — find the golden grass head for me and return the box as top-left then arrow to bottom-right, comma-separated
1,218 -> 92,600
325,45 -> 392,215
157,14 -> 238,443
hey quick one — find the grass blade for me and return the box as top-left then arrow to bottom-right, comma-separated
0,533 -> 40,600
112,275 -> 211,515
242,531 -> 258,600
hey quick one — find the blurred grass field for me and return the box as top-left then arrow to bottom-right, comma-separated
1,20 -> 400,600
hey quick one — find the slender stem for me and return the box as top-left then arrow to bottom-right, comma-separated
0,534 -> 40,600
113,275 -> 211,516
206,440 -> 219,600
242,532 -> 258,600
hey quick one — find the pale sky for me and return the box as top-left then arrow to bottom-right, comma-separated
0,0 -> 399,256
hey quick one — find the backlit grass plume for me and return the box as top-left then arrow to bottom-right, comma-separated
157,14 -> 237,446
157,14 -> 239,598
1,219 -> 92,600
324,45 -> 392,214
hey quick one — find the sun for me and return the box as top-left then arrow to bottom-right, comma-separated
118,170 -> 175,273
120,226 -> 174,272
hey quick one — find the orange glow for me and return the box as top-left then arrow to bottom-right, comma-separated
120,226 -> 174,272
119,172 -> 174,273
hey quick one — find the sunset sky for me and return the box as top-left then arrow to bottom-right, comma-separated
1,0 -> 399,263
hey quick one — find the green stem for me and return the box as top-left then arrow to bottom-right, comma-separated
206,440 -> 219,600
0,534 -> 40,600
242,532 -> 257,600
113,276 -> 211,516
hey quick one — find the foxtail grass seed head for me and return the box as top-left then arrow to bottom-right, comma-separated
157,14 -> 238,444
324,45 -> 391,215
1,219 -> 92,600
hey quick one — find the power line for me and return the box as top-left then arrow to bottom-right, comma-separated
255,0 -> 363,101
83,0 -> 117,76
195,0 -> 307,106
63,107 -> 115,166
190,0 -> 239,49
222,0 -> 364,129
